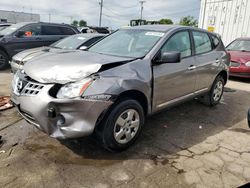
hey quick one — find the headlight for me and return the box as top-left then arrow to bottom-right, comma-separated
246,61 -> 250,67
56,78 -> 93,99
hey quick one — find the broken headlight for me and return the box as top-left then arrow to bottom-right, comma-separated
56,78 -> 93,99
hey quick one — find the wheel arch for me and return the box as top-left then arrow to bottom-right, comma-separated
115,90 -> 149,116
217,70 -> 228,85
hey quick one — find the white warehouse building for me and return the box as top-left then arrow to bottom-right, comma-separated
199,0 -> 250,45
0,10 -> 40,24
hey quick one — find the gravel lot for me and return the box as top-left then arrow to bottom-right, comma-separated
0,70 -> 250,188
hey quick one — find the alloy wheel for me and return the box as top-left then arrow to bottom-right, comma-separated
213,81 -> 223,102
113,109 -> 140,144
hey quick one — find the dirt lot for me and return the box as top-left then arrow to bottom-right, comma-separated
1,70 -> 250,188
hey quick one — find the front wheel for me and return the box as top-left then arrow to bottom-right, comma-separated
96,99 -> 145,152
199,75 -> 225,106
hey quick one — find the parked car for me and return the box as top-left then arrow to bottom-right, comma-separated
226,38 -> 250,78
11,25 -> 229,151
0,23 -> 12,31
10,33 -> 105,73
0,22 -> 79,70
79,26 -> 110,34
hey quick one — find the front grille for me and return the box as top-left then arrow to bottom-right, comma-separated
22,82 -> 44,96
230,61 -> 240,67
12,73 -> 45,96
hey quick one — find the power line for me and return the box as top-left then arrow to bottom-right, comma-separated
103,7 -> 138,18
104,2 -> 138,9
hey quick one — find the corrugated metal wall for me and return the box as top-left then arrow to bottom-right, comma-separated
199,0 -> 250,45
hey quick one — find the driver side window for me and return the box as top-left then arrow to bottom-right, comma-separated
161,31 -> 191,58
19,24 -> 41,37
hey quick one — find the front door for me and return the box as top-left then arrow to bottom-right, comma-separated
152,30 -> 196,111
9,23 -> 43,56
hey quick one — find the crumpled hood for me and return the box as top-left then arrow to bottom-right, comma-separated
24,51 -> 133,84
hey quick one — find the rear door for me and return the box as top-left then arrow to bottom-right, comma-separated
192,31 -> 221,91
40,25 -> 76,46
41,25 -> 64,46
152,30 -> 197,111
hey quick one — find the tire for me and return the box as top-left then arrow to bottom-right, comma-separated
0,50 -> 9,70
199,75 -> 225,106
96,99 -> 145,152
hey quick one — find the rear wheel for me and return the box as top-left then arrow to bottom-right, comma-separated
199,75 -> 225,106
0,50 -> 9,70
96,99 -> 145,152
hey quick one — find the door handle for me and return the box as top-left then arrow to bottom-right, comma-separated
188,65 -> 196,70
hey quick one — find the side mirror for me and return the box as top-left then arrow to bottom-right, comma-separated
155,51 -> 181,64
79,46 -> 88,50
248,108 -> 250,128
15,31 -> 25,38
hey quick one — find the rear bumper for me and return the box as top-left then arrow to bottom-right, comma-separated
11,84 -> 113,139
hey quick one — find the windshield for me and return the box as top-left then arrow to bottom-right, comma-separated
227,40 -> 250,52
88,29 -> 164,58
51,35 -> 88,50
0,22 -> 27,36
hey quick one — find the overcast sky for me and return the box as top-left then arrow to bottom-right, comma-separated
1,0 -> 201,29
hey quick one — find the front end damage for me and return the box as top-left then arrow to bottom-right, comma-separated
11,72 -> 113,139
10,51 -> 152,139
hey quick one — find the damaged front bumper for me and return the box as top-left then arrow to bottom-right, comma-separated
11,83 -> 113,139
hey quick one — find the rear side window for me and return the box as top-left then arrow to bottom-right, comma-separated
19,24 -> 41,36
60,27 -> 75,35
193,31 -> 212,54
42,25 -> 62,35
161,31 -> 192,58
211,35 -> 220,48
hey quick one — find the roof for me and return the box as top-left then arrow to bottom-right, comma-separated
124,24 -> 210,33
125,24 -> 188,32
235,37 -> 250,41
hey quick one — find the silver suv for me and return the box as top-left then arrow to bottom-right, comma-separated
11,25 -> 230,151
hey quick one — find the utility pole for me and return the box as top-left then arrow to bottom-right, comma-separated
139,1 -> 146,20
99,0 -> 103,27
